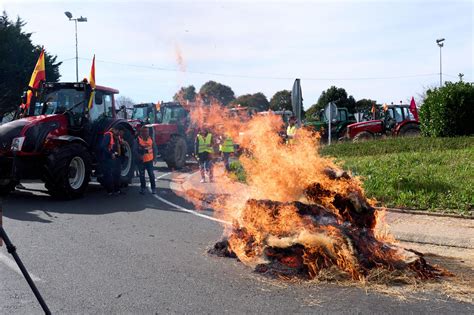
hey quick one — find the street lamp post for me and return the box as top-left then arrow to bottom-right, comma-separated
436,38 -> 445,87
65,11 -> 87,82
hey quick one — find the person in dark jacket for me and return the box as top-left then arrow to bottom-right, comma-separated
102,127 -> 123,195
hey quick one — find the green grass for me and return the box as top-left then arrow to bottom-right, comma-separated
320,137 -> 474,215
229,160 -> 247,183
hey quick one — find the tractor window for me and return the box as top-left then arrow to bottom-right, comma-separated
147,109 -> 155,123
89,91 -> 105,121
339,110 -> 347,122
162,107 -> 180,124
104,94 -> 114,117
394,107 -> 404,123
35,88 -> 85,116
132,107 -> 146,120
402,107 -> 415,120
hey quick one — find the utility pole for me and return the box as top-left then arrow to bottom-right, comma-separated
65,12 -> 87,82
436,38 -> 445,87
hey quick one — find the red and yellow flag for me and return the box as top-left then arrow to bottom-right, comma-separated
88,55 -> 96,109
25,49 -> 46,110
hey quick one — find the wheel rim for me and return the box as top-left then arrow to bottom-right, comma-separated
121,141 -> 132,177
69,157 -> 85,190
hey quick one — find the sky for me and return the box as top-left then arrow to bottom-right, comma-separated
2,0 -> 473,108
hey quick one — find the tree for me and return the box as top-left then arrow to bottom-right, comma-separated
306,86 -> 356,120
116,95 -> 135,108
269,90 -> 292,111
419,81 -> 474,137
0,12 -> 61,115
355,99 -> 376,112
231,92 -> 269,112
173,85 -> 196,103
199,80 -> 235,106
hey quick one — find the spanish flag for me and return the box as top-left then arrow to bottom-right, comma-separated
87,55 -> 96,109
25,49 -> 46,110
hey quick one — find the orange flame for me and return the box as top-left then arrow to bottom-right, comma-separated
177,100 -> 442,280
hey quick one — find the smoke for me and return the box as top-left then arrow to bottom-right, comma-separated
174,44 -> 186,72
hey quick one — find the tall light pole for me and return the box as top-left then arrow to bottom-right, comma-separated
436,38 -> 445,87
65,11 -> 87,82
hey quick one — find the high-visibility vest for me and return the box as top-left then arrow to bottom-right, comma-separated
220,137 -> 234,153
286,125 -> 297,144
105,131 -> 115,152
197,133 -> 213,153
138,136 -> 154,162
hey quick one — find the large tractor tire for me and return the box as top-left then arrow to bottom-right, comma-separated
164,136 -> 187,169
119,128 -> 136,186
44,143 -> 92,199
353,131 -> 374,142
399,124 -> 421,137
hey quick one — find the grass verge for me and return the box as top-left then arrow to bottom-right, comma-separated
320,137 -> 474,215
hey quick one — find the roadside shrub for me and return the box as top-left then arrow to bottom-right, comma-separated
419,81 -> 474,137
229,160 -> 246,183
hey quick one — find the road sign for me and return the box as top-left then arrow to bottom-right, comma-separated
324,102 -> 338,145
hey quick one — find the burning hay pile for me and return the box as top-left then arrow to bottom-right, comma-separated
210,168 -> 445,281
179,99 -> 447,282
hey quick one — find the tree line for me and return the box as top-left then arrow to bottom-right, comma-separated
173,81 -> 376,120
0,11 -> 373,120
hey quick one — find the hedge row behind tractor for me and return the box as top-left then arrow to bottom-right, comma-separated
0,81 -> 136,198
346,104 -> 420,141
130,102 -> 196,169
305,107 -> 357,142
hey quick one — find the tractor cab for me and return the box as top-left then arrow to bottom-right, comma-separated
26,82 -> 120,144
346,104 -> 420,141
131,103 -> 159,125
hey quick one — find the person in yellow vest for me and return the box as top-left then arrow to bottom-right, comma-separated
219,132 -> 234,172
286,116 -> 297,145
137,127 -> 156,194
195,127 -> 215,183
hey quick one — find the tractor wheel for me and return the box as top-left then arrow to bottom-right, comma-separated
353,131 -> 374,142
45,143 -> 92,199
0,179 -> 18,196
119,128 -> 136,186
399,124 -> 421,137
164,136 -> 187,169
337,127 -> 348,142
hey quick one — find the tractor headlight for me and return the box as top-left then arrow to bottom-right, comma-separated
11,136 -> 25,152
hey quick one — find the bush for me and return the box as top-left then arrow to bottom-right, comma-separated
229,160 -> 246,183
419,82 -> 474,137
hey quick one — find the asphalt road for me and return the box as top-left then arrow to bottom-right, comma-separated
0,161 -> 472,314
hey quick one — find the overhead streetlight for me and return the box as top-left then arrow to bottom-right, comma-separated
64,11 -> 88,82
436,38 -> 445,87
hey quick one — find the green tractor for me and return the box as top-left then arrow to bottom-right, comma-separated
305,107 -> 356,142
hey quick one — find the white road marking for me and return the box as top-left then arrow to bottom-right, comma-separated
153,172 -> 232,225
0,252 -> 42,282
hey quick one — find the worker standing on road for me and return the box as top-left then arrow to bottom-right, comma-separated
102,127 -> 123,196
286,116 -> 297,145
195,126 -> 214,183
219,132 -> 234,172
137,127 -> 156,194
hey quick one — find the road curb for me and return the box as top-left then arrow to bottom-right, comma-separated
376,207 -> 473,220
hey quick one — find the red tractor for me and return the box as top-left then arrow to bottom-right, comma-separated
346,104 -> 420,142
130,102 -> 196,169
0,81 -> 137,198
